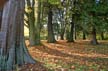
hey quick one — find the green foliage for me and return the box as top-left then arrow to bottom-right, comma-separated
48,0 -> 61,5
36,0 -> 108,40
76,0 -> 108,36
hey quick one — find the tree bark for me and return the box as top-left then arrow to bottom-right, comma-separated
28,10 -> 37,46
83,31 -> 86,40
91,26 -> 98,44
26,0 -> 41,45
68,22 -> 74,42
47,7 -> 56,43
0,10 -> 2,30
0,1 -> 35,70
26,0 -> 37,46
60,31 -> 65,40
74,25 -> 77,40
35,0 -> 41,45
101,32 -> 104,40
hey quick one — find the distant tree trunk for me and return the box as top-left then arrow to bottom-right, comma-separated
26,0 -> 37,46
26,0 -> 37,45
101,32 -> 104,40
26,0 -> 41,45
83,31 -> 86,40
60,31 -> 65,40
35,0 -> 41,45
68,22 -> 74,42
60,34 -> 64,40
91,26 -> 98,44
75,31 -> 77,40
0,1 -> 35,70
60,14 -> 65,40
29,14 -> 36,46
74,24 -> 77,40
47,7 -> 56,43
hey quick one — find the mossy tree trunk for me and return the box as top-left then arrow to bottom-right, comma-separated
0,0 -> 35,71
26,0 -> 41,45
26,0 -> 37,46
35,0 -> 41,45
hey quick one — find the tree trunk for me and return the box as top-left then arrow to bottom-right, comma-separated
59,9 -> 66,40
47,8 -> 56,43
74,24 -> 77,40
28,10 -> 37,46
83,31 -> 86,40
68,22 -> 74,42
0,9 -> 3,30
26,0 -> 41,45
35,0 -> 41,45
91,26 -> 98,44
26,0 -> 37,46
60,31 -> 65,40
101,32 -> 104,40
0,1 -> 35,70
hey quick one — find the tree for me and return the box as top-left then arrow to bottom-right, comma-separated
82,0 -> 108,44
91,25 -> 98,44
47,4 -> 56,43
26,0 -> 40,45
83,31 -> 86,40
0,0 -> 35,70
66,0 -> 77,42
39,0 -> 61,42
0,9 -> 2,29
0,0 -> 5,30
35,0 -> 41,45
46,0 -> 61,43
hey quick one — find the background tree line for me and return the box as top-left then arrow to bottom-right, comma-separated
25,0 -> 108,45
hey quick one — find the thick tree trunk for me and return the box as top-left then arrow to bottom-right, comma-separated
47,8 -> 56,43
0,1 -> 35,71
68,22 -> 74,42
91,26 -> 98,45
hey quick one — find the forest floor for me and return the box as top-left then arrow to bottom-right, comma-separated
20,40 -> 108,71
